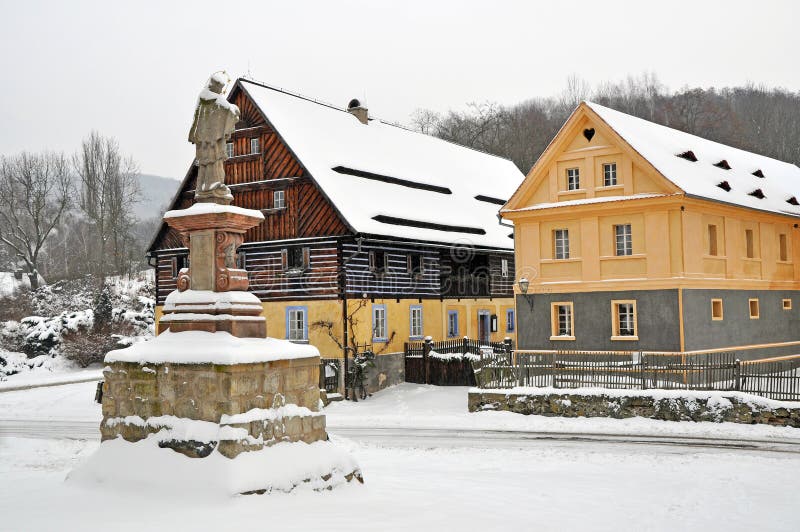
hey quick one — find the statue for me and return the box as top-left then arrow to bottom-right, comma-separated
188,72 -> 240,204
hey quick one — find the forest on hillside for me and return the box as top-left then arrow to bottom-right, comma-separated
412,73 -> 800,176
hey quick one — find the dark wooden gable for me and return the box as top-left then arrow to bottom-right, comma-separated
148,83 -> 351,253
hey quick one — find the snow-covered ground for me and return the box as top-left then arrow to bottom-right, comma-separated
1,383 -> 799,531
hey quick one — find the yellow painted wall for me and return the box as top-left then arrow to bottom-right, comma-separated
504,112 -> 800,293
154,297 -> 517,359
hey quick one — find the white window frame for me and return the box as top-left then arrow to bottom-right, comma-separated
554,229 -> 570,260
566,168 -> 580,191
225,141 -> 234,159
615,224 -> 632,256
286,306 -> 307,342
409,305 -> 423,339
273,189 -> 285,209
501,258 -> 509,278
373,305 -> 388,342
250,137 -> 260,154
603,163 -> 617,187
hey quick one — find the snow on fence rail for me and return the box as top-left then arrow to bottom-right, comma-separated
473,350 -> 800,401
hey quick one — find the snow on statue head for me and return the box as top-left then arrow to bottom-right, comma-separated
189,71 -> 240,205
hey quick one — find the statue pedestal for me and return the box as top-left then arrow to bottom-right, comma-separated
160,203 -> 266,338
70,202 -> 362,496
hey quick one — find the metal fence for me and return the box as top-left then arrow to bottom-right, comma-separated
475,350 -> 800,401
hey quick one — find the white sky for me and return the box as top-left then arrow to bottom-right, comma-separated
0,0 -> 798,178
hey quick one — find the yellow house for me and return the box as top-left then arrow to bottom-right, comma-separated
502,101 -> 800,360
149,78 -> 525,394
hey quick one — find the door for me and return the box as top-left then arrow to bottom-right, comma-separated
478,310 -> 490,344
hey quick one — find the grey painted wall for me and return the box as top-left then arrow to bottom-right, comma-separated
516,290 -> 681,352
682,289 -> 800,355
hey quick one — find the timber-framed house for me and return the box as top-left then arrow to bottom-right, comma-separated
148,77 -> 525,388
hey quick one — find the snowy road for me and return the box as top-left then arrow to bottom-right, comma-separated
2,418 -> 800,455
2,382 -> 800,531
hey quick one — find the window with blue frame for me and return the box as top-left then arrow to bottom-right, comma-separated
286,306 -> 308,341
506,308 -> 515,333
372,304 -> 388,342
409,305 -> 423,339
447,310 -> 459,337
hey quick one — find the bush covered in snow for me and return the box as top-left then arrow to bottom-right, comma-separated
0,272 -> 155,377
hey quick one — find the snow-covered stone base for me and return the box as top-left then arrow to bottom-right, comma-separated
68,432 -> 362,496
469,387 -> 800,427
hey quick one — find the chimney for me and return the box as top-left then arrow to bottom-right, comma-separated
347,98 -> 369,125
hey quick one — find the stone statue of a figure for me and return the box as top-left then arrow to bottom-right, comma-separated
189,72 -> 240,204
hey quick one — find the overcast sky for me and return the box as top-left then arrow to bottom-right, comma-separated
1,0 -> 797,178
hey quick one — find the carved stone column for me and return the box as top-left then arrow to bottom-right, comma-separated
158,204 -> 267,338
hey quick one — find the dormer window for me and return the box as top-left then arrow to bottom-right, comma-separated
752,169 -> 765,178
566,168 -> 580,191
748,189 -> 765,199
787,196 -> 799,206
717,181 -> 731,192
273,189 -> 285,209
225,142 -> 234,159
677,151 -> 698,162
714,160 -> 731,170
250,137 -> 260,154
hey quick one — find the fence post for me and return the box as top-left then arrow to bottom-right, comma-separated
462,336 -> 469,356
734,359 -> 741,391
639,352 -> 646,390
423,336 -> 433,385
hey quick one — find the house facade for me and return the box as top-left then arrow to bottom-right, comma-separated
502,102 -> 800,360
149,78 -> 525,390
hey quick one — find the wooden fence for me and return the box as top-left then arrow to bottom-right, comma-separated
475,350 -> 800,402
404,337 -> 513,386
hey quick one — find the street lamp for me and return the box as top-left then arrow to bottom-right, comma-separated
518,277 -> 529,294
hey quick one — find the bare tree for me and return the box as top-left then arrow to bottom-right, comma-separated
0,152 -> 72,289
73,131 -> 141,282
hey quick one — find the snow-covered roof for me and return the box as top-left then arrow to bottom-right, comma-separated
586,101 -> 800,218
238,79 -> 524,249
508,193 -> 672,213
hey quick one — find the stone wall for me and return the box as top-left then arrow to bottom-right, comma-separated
101,356 -> 323,444
365,352 -> 404,395
468,388 -> 800,428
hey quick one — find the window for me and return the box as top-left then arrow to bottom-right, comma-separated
447,310 -> 459,337
612,300 -> 637,339
369,250 -> 388,274
779,233 -> 788,262
711,299 -> 723,321
554,229 -> 570,260
407,254 -> 424,277
708,225 -> 718,256
237,250 -> 246,270
614,224 -> 632,256
745,229 -> 755,258
566,168 -> 580,191
506,308 -> 515,332
286,306 -> 308,341
171,255 -> 187,279
225,142 -> 234,159
273,190 -> 285,209
409,305 -> 423,339
372,305 -> 388,342
782,299 -> 792,310
283,246 -> 309,272
501,258 -> 509,278
250,137 -> 260,154
550,302 -> 574,340
749,299 -> 759,319
603,163 -> 617,187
